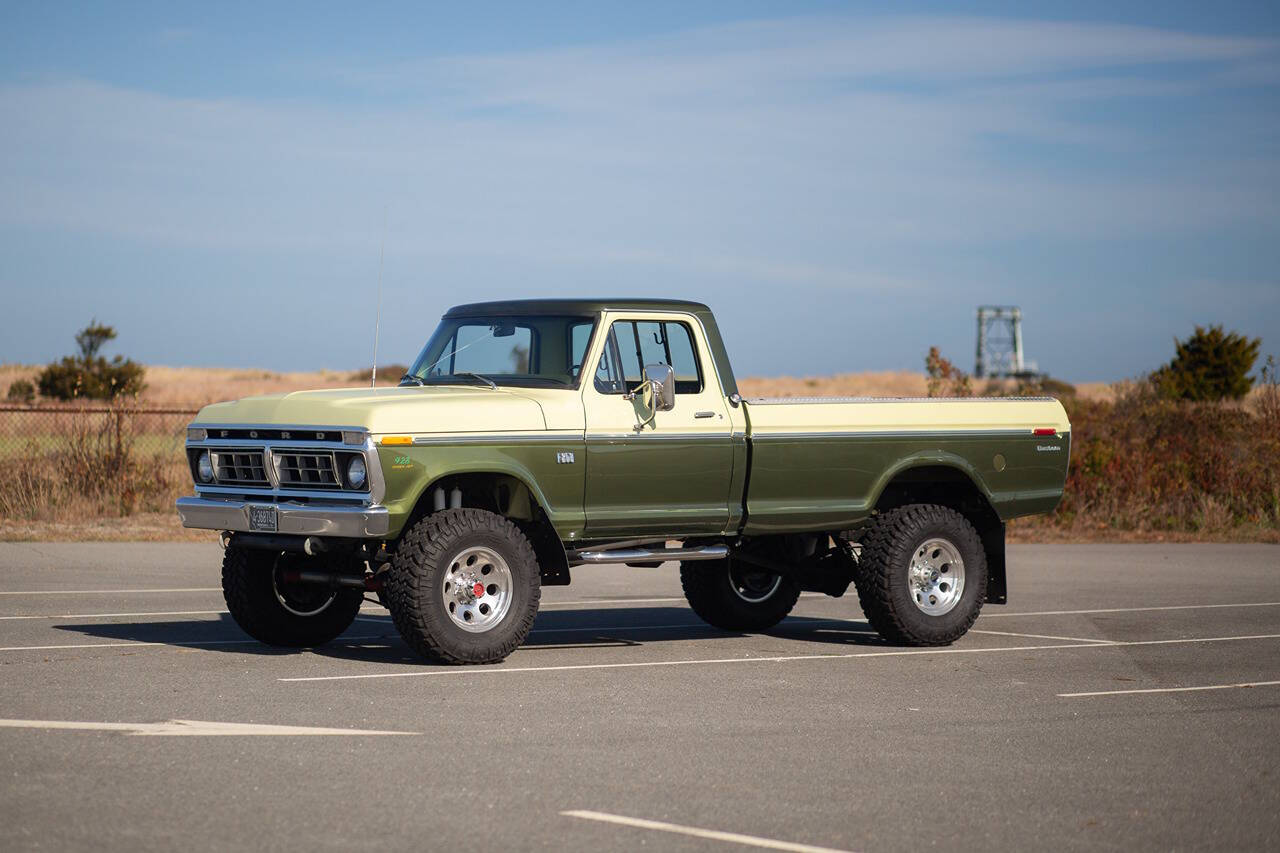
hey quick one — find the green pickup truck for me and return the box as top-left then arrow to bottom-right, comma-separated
177,299 -> 1070,664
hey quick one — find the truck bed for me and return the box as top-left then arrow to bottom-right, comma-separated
740,396 -> 1071,534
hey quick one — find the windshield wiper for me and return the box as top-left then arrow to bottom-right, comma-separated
453,372 -> 498,391
398,373 -> 425,387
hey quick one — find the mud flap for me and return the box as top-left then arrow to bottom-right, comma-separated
983,522 -> 1007,605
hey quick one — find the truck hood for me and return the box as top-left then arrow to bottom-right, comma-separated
193,386 -> 548,435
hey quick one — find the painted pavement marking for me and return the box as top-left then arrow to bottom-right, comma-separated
0,634 -> 387,653
0,587 -> 221,596
561,809 -> 855,853
971,628 -> 1115,644
279,633 -> 1280,683
0,718 -> 416,736
1058,680 -> 1280,698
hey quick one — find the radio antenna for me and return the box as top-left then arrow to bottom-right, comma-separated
370,206 -> 387,388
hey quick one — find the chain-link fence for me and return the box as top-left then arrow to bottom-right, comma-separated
0,404 -> 196,460
0,405 -> 198,520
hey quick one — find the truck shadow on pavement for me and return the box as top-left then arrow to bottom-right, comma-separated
56,607 -> 888,667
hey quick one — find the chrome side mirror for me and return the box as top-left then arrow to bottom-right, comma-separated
644,363 -> 675,412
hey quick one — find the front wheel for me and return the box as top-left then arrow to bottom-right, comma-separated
854,504 -> 988,646
680,559 -> 801,631
221,546 -> 365,647
385,509 -> 541,664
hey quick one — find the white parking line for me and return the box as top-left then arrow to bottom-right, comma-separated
0,588 -> 221,596
972,629 -> 1115,644
538,597 -> 1280,616
1058,680 -> 1280,698
539,596 -> 693,608
356,615 -> 877,636
984,601 -> 1280,618
278,633 -> 1280,683
6,597 -> 1273,622
561,809 -> 855,853
0,610 -> 227,622
0,718 -> 418,736
0,634 -> 387,653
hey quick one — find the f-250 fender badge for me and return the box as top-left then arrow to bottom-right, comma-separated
556,451 -> 576,464
1036,445 -> 1062,452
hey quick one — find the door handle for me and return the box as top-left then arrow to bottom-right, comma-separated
694,411 -> 715,419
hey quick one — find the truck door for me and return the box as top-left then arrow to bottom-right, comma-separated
582,313 -> 734,537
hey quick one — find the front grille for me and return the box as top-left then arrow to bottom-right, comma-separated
211,450 -> 269,486
275,451 -> 340,488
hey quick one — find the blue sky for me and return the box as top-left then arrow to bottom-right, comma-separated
2,1 -> 1278,382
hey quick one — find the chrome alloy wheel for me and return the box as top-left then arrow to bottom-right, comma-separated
441,546 -> 514,633
907,538 -> 965,615
728,562 -> 783,604
271,559 -> 337,617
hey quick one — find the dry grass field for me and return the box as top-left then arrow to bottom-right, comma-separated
2,363 -> 1115,408
1,363 -> 1273,543
0,364 -> 400,408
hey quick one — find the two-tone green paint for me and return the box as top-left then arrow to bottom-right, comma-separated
376,437 -> 586,540
741,430 -> 1070,534
379,428 -> 1068,542
180,299 -> 1071,549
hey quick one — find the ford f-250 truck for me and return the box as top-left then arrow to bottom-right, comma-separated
177,299 -> 1070,664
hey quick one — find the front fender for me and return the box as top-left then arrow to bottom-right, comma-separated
376,440 -> 584,539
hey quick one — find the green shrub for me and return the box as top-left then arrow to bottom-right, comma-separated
35,321 -> 146,401
1048,389 -> 1280,535
38,356 -> 146,400
1152,325 -> 1260,401
6,379 -> 35,403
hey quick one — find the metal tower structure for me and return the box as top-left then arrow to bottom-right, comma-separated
975,306 -> 1038,379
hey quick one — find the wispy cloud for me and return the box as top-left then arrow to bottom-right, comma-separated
1,14 -> 1277,375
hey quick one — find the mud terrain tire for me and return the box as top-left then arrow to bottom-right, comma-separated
680,558 -> 801,632
221,546 -> 364,647
855,503 -> 987,646
385,508 -> 540,665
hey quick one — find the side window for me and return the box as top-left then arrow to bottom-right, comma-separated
593,320 -> 703,395
569,322 -> 594,380
664,322 -> 702,393
593,324 -> 632,394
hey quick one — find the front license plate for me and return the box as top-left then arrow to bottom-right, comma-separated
248,505 -> 277,532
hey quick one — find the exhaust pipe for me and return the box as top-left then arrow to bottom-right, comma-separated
566,545 -> 728,566
230,533 -> 328,554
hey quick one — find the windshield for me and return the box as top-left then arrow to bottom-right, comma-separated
404,314 -> 597,389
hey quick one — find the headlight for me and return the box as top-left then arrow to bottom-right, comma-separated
346,456 -> 367,489
196,451 -> 214,483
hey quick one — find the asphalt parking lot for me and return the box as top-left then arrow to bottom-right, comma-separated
0,542 -> 1276,852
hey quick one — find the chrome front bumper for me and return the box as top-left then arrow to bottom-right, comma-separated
176,497 -> 390,538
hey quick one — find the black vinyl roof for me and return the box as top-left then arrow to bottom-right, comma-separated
445,299 -> 712,317
441,298 -> 738,397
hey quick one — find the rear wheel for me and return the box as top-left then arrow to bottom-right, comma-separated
680,559 -> 801,631
854,504 -> 987,646
385,508 -> 540,664
221,546 -> 364,647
